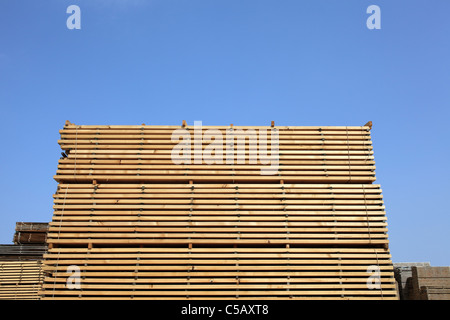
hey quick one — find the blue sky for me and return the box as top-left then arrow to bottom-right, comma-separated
0,0 -> 449,265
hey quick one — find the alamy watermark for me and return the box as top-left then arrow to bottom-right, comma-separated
367,5 -> 381,30
366,265 -> 382,290
66,265 -> 81,290
171,121 -> 279,175
66,5 -> 81,30
66,5 -> 380,31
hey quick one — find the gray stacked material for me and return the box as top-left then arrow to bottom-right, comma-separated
394,263 -> 450,300
394,262 -> 431,300
0,245 -> 47,261
411,266 -> 450,300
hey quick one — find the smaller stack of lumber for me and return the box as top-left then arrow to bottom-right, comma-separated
394,262 -> 430,299
410,266 -> 450,300
394,263 -> 450,300
0,222 -> 48,261
13,222 -> 48,245
0,222 -> 48,299
0,260 -> 44,299
0,245 -> 47,261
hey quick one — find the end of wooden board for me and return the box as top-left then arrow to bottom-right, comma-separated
65,120 -> 74,127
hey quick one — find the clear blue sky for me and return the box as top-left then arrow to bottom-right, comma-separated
0,0 -> 449,265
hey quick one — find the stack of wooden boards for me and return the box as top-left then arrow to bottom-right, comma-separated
0,222 -> 47,300
13,222 -> 48,245
411,267 -> 450,300
0,245 -> 47,261
40,121 -> 398,299
54,123 -> 375,183
395,265 -> 450,300
0,261 -> 44,300
394,262 -> 430,300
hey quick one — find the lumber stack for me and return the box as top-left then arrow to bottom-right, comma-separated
0,222 -> 47,299
394,262 -> 431,300
54,123 -> 375,183
0,222 -> 48,260
48,183 -> 388,247
13,222 -> 48,245
40,121 -> 398,300
0,261 -> 44,300
410,267 -> 450,300
0,222 -> 48,261
0,245 -> 47,261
